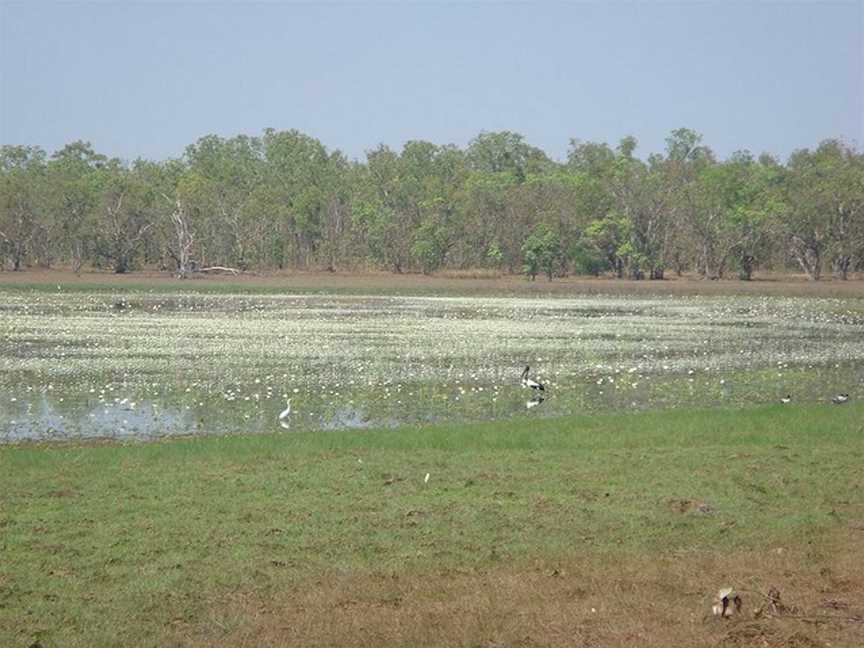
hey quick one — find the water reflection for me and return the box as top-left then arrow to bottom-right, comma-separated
3,398 -> 196,442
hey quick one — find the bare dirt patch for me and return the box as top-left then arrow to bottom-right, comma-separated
169,533 -> 864,648
3,268 -> 864,298
668,498 -> 714,514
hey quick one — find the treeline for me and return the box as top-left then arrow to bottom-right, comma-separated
1,128 -> 863,280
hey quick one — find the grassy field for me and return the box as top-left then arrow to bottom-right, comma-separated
3,404 -> 864,647
2,273 -> 863,646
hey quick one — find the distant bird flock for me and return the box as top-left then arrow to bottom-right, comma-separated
278,364 -> 556,426
782,393 -> 851,405
278,368 -> 854,427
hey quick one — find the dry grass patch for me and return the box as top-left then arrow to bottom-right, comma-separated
171,532 -> 864,648
4,268 -> 864,298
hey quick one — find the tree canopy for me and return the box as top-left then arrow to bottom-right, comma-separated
1,129 -> 862,280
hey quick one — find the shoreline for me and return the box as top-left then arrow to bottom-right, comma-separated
3,268 -> 864,298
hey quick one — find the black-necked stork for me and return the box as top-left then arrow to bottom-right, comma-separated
780,395 -> 792,404
832,393 -> 850,405
521,366 -> 545,392
278,399 -> 292,428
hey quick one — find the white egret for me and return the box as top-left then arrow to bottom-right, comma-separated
278,399 -> 292,428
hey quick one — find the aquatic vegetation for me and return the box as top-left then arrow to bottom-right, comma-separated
2,290 -> 863,441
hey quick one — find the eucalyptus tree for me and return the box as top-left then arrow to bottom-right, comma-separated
662,129 -> 716,278
135,158 -> 200,277
511,170 -> 585,276
568,138 -> 634,278
317,151 -> 354,272
778,141 -> 863,280
567,139 -> 617,177
821,141 -> 864,279
566,138 -> 622,275
45,142 -> 110,272
353,144 -> 412,272
183,134 -> 264,269
686,155 -> 745,279
521,222 -> 562,280
93,162 -> 157,273
467,131 -> 552,180
409,144 -> 467,273
459,171 -> 519,271
169,169 -> 221,268
681,151 -> 780,280
259,128 -> 337,268
580,214 -> 629,277
726,154 -> 783,280
605,137 -> 674,279
455,132 -> 553,273
0,145 -> 47,270
354,141 -> 462,273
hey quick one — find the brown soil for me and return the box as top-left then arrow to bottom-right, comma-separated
3,268 -> 864,298
168,531 -> 864,647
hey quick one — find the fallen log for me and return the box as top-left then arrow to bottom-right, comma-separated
197,266 -> 241,276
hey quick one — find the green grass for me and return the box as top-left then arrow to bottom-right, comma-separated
2,403 -> 863,646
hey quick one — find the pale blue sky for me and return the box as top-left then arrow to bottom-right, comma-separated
1,1 -> 861,162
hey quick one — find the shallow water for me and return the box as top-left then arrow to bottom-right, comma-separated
2,290 -> 863,442
3,397 -> 197,442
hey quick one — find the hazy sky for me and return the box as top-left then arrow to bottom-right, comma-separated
1,1 -> 861,163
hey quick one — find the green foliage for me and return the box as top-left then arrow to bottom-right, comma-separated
582,214 -> 630,277
776,140 -> 864,279
485,240 -> 504,267
569,238 -> 608,276
467,131 -> 552,180
521,223 -> 561,280
665,127 -> 713,165
1,129 -> 863,279
0,146 -> 48,270
352,200 -> 399,270
411,218 -> 449,274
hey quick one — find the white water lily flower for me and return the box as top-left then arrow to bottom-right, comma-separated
3,291 -> 864,440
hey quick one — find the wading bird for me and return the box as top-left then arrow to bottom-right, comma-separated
521,366 -> 545,392
780,395 -> 792,404
832,394 -> 850,405
278,399 -> 292,428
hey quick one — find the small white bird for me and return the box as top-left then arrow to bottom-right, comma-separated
424,473 -> 430,484
832,394 -> 850,405
521,366 -> 545,391
278,399 -> 292,428
780,395 -> 792,404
